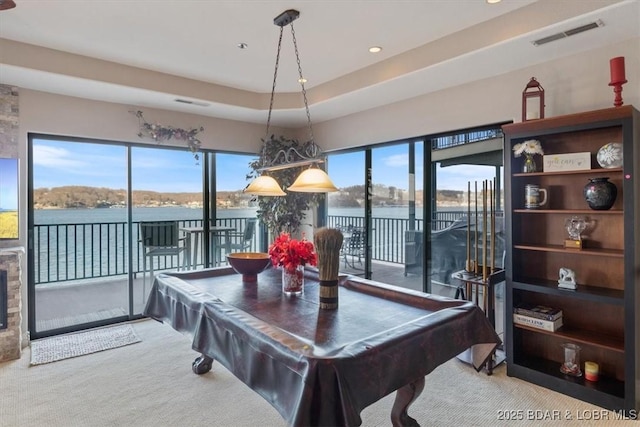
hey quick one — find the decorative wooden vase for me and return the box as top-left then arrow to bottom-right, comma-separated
314,228 -> 343,310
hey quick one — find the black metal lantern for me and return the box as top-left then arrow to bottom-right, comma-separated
522,77 -> 545,121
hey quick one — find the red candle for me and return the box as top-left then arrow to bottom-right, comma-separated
610,57 -> 626,84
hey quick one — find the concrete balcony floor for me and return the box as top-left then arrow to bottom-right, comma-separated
33,261 -> 503,341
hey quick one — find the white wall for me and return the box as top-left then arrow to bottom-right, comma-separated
18,90 -> 289,152
310,37 -> 640,150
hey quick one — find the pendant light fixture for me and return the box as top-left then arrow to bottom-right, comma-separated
244,9 -> 338,196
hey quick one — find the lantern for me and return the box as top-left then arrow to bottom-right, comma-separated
522,77 -> 545,121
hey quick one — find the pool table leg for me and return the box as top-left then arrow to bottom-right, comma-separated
192,354 -> 214,375
390,376 -> 425,427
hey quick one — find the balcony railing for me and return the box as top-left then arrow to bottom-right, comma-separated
33,218 -> 259,284
33,211 -> 467,285
431,128 -> 503,150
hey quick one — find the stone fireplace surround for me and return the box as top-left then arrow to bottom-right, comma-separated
0,247 -> 24,362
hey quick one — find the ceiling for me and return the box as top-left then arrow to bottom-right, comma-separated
0,0 -> 638,127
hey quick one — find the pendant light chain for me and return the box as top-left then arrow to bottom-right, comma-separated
290,23 -> 317,157
263,26 -> 285,166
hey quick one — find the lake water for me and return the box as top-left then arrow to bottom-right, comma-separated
34,206 -> 431,224
32,206 -> 465,284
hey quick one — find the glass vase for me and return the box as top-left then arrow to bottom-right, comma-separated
560,343 -> 582,377
523,153 -> 537,173
282,265 -> 304,296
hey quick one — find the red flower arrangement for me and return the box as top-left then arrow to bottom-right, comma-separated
268,232 -> 317,274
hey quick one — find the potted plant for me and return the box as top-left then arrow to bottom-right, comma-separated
246,135 -> 322,236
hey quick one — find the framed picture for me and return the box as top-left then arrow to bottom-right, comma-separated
0,158 -> 19,240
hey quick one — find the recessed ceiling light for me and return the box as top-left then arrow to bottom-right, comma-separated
368,46 -> 382,53
486,0 -> 502,4
237,42 -> 248,49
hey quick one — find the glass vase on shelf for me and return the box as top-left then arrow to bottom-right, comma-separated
282,265 -> 304,296
523,153 -> 538,173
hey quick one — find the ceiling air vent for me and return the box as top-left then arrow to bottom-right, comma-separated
532,19 -> 604,46
174,98 -> 210,107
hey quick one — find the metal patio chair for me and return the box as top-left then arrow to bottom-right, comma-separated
139,221 -> 189,300
226,219 -> 257,254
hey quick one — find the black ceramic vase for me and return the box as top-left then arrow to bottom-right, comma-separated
584,177 -> 617,210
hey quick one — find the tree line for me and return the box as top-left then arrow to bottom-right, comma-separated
33,185 -> 464,209
33,186 -> 205,209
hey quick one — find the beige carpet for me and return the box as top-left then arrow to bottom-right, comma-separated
0,319 -> 634,426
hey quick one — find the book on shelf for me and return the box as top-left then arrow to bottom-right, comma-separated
513,313 -> 563,332
514,303 -> 563,321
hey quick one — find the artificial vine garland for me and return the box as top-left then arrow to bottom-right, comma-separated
132,110 -> 203,161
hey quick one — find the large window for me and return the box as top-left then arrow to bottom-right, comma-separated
30,137 -> 130,337
27,135 -> 258,339
213,152 -> 260,262
326,141 -> 425,291
325,125 -> 504,297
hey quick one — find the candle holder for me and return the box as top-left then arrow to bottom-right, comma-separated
560,343 -> 582,377
608,57 -> 627,108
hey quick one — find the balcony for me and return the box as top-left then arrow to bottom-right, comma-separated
33,212 -> 478,335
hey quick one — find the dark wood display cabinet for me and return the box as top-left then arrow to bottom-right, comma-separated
503,106 -> 639,418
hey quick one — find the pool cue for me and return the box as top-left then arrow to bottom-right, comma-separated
466,181 -> 472,272
482,180 -> 488,283
475,181 -> 479,276
490,179 -> 495,274
482,180 -> 488,312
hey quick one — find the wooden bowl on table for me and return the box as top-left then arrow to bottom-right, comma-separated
226,252 -> 271,282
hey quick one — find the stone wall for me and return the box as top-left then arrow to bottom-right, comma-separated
0,85 -> 24,357
0,84 -> 19,157
0,248 -> 24,362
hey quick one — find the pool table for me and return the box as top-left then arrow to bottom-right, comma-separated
144,267 -> 500,426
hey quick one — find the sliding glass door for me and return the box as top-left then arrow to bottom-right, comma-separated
326,151 -> 365,274
369,142 -> 425,290
326,126 -> 504,297
130,146 -> 203,307
28,138 -> 267,339
429,162 -> 502,298
213,153 -> 260,263
29,137 -> 130,338
326,142 -> 425,291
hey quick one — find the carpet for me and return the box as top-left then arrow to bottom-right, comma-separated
30,323 -> 141,366
2,320 -> 630,426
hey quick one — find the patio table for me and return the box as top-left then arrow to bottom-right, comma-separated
180,226 -> 234,268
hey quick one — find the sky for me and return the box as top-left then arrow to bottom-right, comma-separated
0,158 -> 19,210
33,139 -> 499,194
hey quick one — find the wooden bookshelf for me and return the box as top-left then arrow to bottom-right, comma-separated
503,105 -> 639,417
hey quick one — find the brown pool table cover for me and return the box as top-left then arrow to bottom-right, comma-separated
144,267 -> 500,426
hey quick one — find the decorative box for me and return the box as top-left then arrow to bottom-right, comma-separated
543,152 -> 591,172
